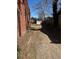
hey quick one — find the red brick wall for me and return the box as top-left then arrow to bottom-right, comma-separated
17,0 -> 30,37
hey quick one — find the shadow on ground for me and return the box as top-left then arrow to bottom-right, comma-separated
40,21 -> 61,44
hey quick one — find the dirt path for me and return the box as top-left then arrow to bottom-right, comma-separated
26,30 -> 61,59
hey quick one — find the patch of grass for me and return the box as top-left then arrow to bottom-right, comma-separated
17,45 -> 21,59
17,30 -> 38,59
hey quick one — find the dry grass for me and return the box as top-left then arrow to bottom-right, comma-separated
17,30 -> 36,59
17,30 -> 61,59
30,24 -> 42,30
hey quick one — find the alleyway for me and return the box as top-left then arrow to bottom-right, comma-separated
25,30 -> 61,59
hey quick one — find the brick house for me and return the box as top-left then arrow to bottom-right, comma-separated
17,0 -> 30,37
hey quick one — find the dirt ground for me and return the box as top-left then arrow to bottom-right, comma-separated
18,30 -> 61,59
18,22 -> 61,59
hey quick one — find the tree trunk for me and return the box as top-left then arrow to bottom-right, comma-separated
53,0 -> 58,27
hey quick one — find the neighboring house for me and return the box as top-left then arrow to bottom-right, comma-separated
17,0 -> 30,37
36,20 -> 42,25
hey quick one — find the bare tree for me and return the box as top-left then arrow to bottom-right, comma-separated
32,0 -> 51,21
